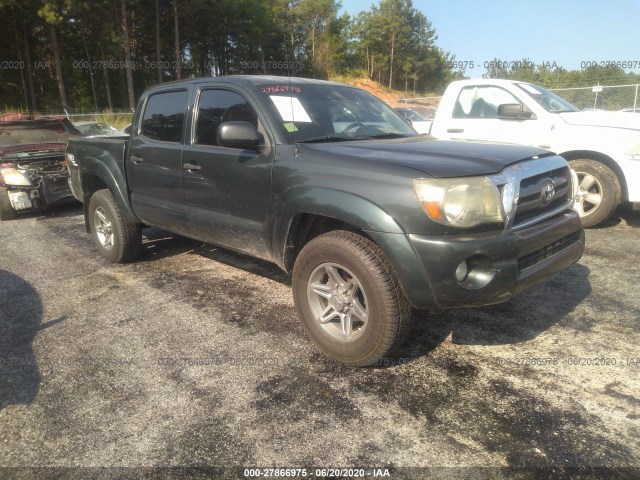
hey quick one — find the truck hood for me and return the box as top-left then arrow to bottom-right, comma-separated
300,137 -> 553,178
559,111 -> 640,131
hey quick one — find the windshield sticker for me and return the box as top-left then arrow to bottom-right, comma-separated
270,95 -> 312,123
283,122 -> 299,132
262,85 -> 301,94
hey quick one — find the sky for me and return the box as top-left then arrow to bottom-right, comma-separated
340,0 -> 640,78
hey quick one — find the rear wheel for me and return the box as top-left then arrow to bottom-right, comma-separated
569,159 -> 620,228
88,189 -> 142,263
0,188 -> 17,221
292,230 -> 412,366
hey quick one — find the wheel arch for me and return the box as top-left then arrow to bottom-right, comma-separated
80,161 -> 135,233
281,212 -> 372,273
273,187 -> 436,310
560,150 -> 628,202
273,186 -> 405,273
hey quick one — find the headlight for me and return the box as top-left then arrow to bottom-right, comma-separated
413,177 -> 504,228
626,143 -> 640,161
0,168 -> 31,187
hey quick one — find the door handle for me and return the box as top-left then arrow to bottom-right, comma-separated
183,163 -> 202,171
131,155 -> 144,164
447,128 -> 464,133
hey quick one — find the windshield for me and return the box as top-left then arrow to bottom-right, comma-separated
76,123 -> 121,136
260,84 -> 417,143
515,83 -> 580,113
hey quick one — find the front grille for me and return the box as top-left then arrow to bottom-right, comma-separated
512,166 -> 572,228
517,230 -> 582,271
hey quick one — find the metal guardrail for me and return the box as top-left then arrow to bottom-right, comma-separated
386,97 -> 441,119
21,108 -> 134,117
14,109 -> 135,126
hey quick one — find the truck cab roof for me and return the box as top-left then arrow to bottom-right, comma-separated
143,75 -> 354,93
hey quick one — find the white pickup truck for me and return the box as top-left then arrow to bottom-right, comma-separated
427,79 -> 640,227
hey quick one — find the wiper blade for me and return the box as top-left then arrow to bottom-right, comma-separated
297,132 -> 414,144
368,133 -> 413,139
297,135 -> 371,144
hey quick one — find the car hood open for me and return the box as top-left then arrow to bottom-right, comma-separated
0,118 -> 80,156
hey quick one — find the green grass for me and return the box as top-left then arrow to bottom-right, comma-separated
92,114 -> 133,130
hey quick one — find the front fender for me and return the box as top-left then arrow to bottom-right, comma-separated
271,186 -> 437,309
273,186 -> 405,257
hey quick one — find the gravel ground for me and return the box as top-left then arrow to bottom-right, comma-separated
0,204 -> 638,479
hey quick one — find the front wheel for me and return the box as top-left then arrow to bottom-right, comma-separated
88,189 -> 142,263
569,159 -> 620,228
292,230 -> 412,366
0,188 -> 17,221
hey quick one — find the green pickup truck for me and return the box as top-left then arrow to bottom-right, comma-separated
66,76 -> 585,366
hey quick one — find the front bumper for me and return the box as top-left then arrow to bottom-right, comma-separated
369,210 -> 584,311
4,176 -> 73,212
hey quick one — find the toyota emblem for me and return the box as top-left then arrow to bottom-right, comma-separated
541,180 -> 556,204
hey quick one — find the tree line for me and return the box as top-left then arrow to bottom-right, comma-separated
0,0 -> 458,111
1,0 -> 638,112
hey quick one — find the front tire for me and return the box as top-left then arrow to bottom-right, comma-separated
569,159 -> 620,228
0,188 -> 17,221
292,230 -> 412,367
88,189 -> 142,263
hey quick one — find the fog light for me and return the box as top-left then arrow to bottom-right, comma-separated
455,260 -> 468,282
457,255 -> 497,290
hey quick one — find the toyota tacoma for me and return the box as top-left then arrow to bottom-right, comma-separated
66,76 -> 585,366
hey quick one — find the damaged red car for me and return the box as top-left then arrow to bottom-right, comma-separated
0,113 -> 81,220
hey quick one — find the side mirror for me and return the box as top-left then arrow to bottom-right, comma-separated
217,121 -> 260,149
497,103 -> 533,120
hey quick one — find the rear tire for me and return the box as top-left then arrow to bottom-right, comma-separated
569,159 -> 620,228
88,189 -> 142,263
292,230 -> 412,367
0,188 -> 17,221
